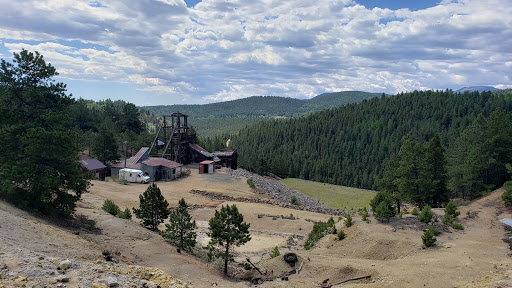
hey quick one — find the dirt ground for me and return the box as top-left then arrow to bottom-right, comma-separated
1,167 -> 512,287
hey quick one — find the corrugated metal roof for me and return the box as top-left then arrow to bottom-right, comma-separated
142,157 -> 182,169
213,150 -> 236,157
111,147 -> 149,169
189,144 -> 213,157
78,158 -> 106,171
128,147 -> 149,165
111,161 -> 141,169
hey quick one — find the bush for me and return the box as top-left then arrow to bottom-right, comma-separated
344,214 -> 353,227
270,246 -> 280,259
443,201 -> 460,224
331,226 -> 337,234
421,225 -> 437,248
304,221 -> 330,250
371,191 -> 395,222
117,208 -> 132,219
452,223 -> 464,230
410,207 -> 419,216
502,183 -> 512,207
247,178 -> 255,189
102,200 -> 121,216
337,229 -> 345,240
291,196 -> 300,206
418,205 -> 434,223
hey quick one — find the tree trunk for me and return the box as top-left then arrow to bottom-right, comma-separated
224,243 -> 229,276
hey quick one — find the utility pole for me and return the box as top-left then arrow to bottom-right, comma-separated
124,140 -> 128,168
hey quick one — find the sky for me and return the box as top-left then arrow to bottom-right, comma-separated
0,0 -> 511,106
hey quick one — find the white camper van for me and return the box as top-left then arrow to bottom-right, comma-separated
119,168 -> 150,184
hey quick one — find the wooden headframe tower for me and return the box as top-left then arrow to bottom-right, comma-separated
148,112 -> 195,164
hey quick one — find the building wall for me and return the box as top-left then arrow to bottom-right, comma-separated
141,165 -> 182,181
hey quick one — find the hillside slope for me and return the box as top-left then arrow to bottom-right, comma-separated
230,89 -> 512,189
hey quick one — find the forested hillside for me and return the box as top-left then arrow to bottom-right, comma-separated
69,98 -> 158,163
143,92 -> 378,139
230,90 -> 512,193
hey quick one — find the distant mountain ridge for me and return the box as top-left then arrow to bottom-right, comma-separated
455,86 -> 498,93
142,91 -> 379,138
143,91 -> 379,119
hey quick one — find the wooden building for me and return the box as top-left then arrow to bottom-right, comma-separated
213,149 -> 238,170
78,158 -> 106,181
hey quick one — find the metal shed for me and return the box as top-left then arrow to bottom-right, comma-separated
199,160 -> 215,174
141,157 -> 182,181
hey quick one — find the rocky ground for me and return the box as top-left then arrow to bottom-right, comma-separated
0,200 -> 188,288
1,168 -> 512,287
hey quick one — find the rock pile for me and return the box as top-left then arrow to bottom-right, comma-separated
0,252 -> 187,288
227,169 -> 346,216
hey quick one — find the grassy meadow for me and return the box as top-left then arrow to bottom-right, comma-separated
281,178 -> 376,210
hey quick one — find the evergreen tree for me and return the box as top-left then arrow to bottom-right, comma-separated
121,102 -> 143,134
0,50 -> 89,217
378,154 -> 402,212
161,198 -> 197,253
133,184 -> 170,230
424,135 -> 449,207
395,135 -> 427,208
206,204 -> 251,276
370,191 -> 395,222
91,119 -> 119,165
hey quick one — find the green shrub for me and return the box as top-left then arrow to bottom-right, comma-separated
410,207 -> 419,216
102,200 -> 121,216
421,225 -> 437,248
371,191 -> 395,222
304,221 -> 330,250
291,196 -> 300,206
419,205 -> 434,223
337,229 -> 345,240
117,208 -> 132,219
344,214 -> 353,227
269,246 -> 280,259
502,183 -> 512,207
247,178 -> 255,189
452,223 -> 464,230
443,201 -> 461,224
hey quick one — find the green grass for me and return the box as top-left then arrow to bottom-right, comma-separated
281,178 -> 376,210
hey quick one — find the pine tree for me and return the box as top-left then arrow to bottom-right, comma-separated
395,135 -> 427,208
424,135 -> 449,207
161,198 -> 197,253
206,204 -> 251,276
133,184 -> 170,230
0,50 -> 89,217
91,119 -> 119,165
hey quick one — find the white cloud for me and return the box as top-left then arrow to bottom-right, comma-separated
0,0 -> 511,105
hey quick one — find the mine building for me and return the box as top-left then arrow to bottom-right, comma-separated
78,158 -> 106,181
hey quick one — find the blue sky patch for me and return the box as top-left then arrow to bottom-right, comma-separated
89,1 -> 106,8
356,0 -> 439,11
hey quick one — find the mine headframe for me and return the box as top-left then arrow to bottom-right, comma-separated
148,112 -> 195,164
